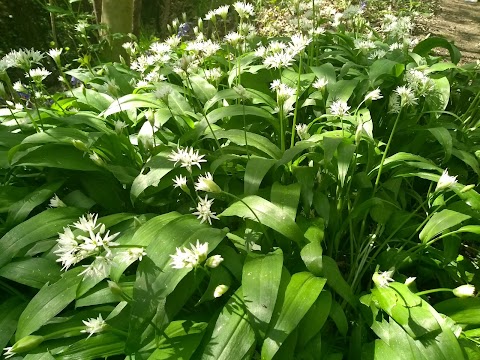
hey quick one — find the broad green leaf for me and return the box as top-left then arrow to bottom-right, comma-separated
0,297 -> 27,350
426,77 -> 450,113
274,141 -> 316,169
261,272 -> 326,360
435,298 -> 480,325
76,281 -> 133,307
428,127 -> 452,162
103,93 -> 162,116
329,300 -> 348,337
413,37 -> 461,64
72,88 -> 114,111
0,207 -> 83,268
10,145 -> 100,171
130,150 -> 175,201
322,256 -> 356,308
207,105 -> 277,127
6,180 -> 64,227
297,290 -> 332,349
128,216 -> 227,351
210,130 -> 282,159
0,258 -> 61,288
368,59 -> 401,83
168,89 -> 194,115
337,142 -> 356,187
110,212 -> 180,282
301,241 -> 323,276
201,288 -> 256,360
220,195 -> 304,244
372,283 -> 441,339
148,320 -> 208,360
454,225 -> 480,236
242,249 -> 283,337
310,63 -> 337,85
0,186 -> 31,213
54,113 -> 114,134
292,166 -> 316,210
24,353 -> 56,360
244,157 -> 276,195
369,315 -> 463,360
419,209 -> 471,243
189,75 -> 217,104
452,149 -> 480,177
16,267 -> 83,340
270,182 -> 301,222
56,333 -> 125,360
326,79 -> 359,108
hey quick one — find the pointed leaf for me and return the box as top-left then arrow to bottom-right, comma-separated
220,195 -> 304,244
419,209 -> 471,243
242,249 -> 283,337
261,272 -> 326,359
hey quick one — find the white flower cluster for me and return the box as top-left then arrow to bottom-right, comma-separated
330,100 -> 351,117
233,1 -> 255,19
1,48 -> 44,71
354,39 -> 376,52
170,240 -> 209,269
55,213 -> 146,278
168,146 -> 207,173
55,213 -> 120,271
193,195 -> 220,225
28,67 -> 51,83
372,270 -> 395,288
405,69 -> 436,97
382,15 -> 413,39
389,85 -> 418,113
186,39 -> 221,57
435,169 -> 457,192
81,314 -> 107,338
170,240 -> 224,270
270,79 -> 296,102
258,33 -> 312,69
204,67 -> 223,83
296,123 -> 310,140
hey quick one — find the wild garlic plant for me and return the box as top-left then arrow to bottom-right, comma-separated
0,1 -> 480,359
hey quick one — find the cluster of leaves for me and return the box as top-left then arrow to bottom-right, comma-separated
1,1 -> 480,359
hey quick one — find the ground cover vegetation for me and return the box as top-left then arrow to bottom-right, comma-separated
1,0 -> 480,359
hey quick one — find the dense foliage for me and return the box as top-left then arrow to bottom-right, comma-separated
1,1 -> 480,359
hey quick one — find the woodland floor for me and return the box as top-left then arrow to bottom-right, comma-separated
419,0 -> 480,62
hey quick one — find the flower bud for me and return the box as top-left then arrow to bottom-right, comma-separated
7,335 -> 44,356
71,139 -> 88,152
435,169 -> 457,192
213,284 -> 229,298
89,152 -> 105,167
453,284 -> 475,298
206,255 -> 224,268
460,184 -> 475,193
404,277 -> 416,286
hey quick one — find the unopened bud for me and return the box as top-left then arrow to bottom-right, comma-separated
213,284 -> 229,298
206,255 -> 224,268
72,139 -> 88,152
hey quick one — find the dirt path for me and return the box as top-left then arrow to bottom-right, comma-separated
420,0 -> 480,63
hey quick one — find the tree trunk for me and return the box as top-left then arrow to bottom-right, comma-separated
101,0 -> 135,60
92,0 -> 102,24
132,0 -> 142,37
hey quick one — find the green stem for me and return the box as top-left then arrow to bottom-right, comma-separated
373,110 -> 402,194
415,288 -> 452,297
290,54 -> 303,149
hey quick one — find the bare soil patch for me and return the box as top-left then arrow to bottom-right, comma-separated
419,0 -> 480,63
